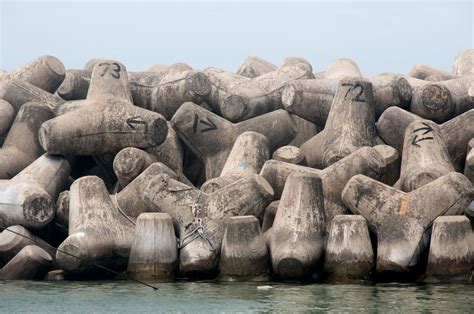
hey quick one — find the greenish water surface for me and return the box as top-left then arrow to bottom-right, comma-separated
1,280 -> 473,313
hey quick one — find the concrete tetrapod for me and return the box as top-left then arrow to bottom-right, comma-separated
282,73 -> 412,126
408,64 -> 456,81
113,124 -> 189,187
56,176 -> 135,275
377,107 -> 474,170
114,162 -> 179,219
219,216 -> 269,281
0,225 -> 56,264
0,245 -> 52,280
260,146 -> 396,226
269,172 -> 325,280
218,57 -> 314,122
288,114 -> 319,147
8,55 -> 65,93
171,102 -> 296,179
200,131 -> 270,195
0,78 -> 65,113
453,49 -> 474,76
203,67 -> 249,115
127,213 -> 178,281
237,56 -> 277,78
54,162 -> 180,225
261,201 -> 279,233
147,62 -> 193,74
143,173 -> 273,276
425,216 -> 473,282
341,172 -> 474,273
409,76 -> 473,123
39,60 -> 168,155
272,146 -> 306,165
399,120 -> 455,192
58,67 -> 211,119
324,215 -> 374,281
464,138 -> 474,182
0,100 -> 15,137
129,69 -> 211,120
0,102 -> 54,179
324,58 -> 362,79
56,69 -> 91,100
0,154 -> 70,230
300,77 -> 376,168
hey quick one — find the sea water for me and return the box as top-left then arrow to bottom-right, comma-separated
1,280 -> 473,312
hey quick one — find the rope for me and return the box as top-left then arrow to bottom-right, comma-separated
112,193 -> 136,226
0,226 -> 158,290
165,187 -> 214,251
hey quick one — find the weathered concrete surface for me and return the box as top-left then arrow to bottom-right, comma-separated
288,114 -> 319,147
57,69 -> 91,100
0,100 -> 16,137
200,131 -> 270,194
377,107 -> 474,170
0,245 -> 52,280
220,215 -> 269,281
325,58 -> 362,79
143,173 -> 273,276
0,102 -> 54,179
262,201 -> 279,233
261,147 -> 387,227
0,78 -> 65,113
373,145 -> 400,186
342,172 -> 473,273
39,60 -> 168,155
300,78 -> 376,168
57,65 -> 209,119
113,124 -> 189,187
399,120 -> 455,191
203,67 -> 248,115
0,154 -> 70,230
222,57 -> 314,122
425,216 -> 473,282
237,56 -> 277,78
410,76 -> 473,123
408,64 -> 457,81
464,138 -> 474,182
324,215 -> 374,281
269,173 -> 325,280
272,146 -> 306,165
130,70 -> 211,120
127,213 -> 178,281
171,101 -> 296,179
0,225 -> 55,264
56,176 -> 135,274
453,49 -> 474,76
56,190 -> 70,227
8,55 -> 65,93
147,62 -> 193,74
114,162 -> 178,218
283,73 -> 411,126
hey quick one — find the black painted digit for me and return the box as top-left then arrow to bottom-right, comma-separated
110,63 -> 121,79
98,63 -> 110,77
352,84 -> 365,102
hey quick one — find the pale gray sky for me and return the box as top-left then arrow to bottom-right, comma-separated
1,0 -> 473,75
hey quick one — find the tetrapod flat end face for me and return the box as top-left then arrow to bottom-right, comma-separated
426,215 -> 473,281
324,215 -> 374,281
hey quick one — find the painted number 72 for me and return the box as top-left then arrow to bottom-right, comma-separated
341,82 -> 365,102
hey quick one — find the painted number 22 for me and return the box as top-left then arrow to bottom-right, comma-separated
341,82 -> 365,102
98,62 -> 121,79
